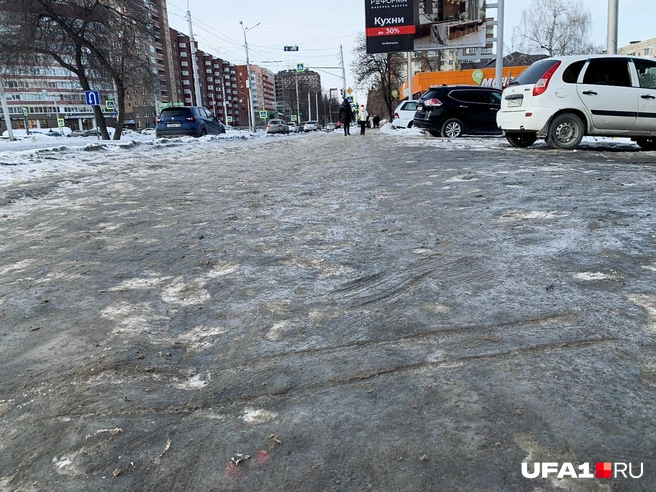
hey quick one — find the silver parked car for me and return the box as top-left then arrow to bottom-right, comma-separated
303,120 -> 320,132
266,119 -> 289,134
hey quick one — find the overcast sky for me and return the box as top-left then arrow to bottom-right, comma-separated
165,0 -> 656,94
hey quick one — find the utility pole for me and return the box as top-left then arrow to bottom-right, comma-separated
0,78 -> 15,141
407,52 -> 413,100
607,0 -> 619,54
187,1 -> 203,106
220,69 -> 229,124
494,0 -> 505,90
240,21 -> 260,133
295,71 -> 300,123
339,45 -> 347,97
308,91 -> 311,120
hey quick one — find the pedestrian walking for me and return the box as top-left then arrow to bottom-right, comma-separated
339,99 -> 352,136
373,115 -> 381,128
358,104 -> 369,135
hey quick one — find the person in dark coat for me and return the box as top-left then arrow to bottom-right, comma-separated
373,115 -> 381,128
339,99 -> 352,136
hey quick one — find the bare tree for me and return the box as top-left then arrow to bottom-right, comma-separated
0,0 -> 158,140
351,33 -> 404,120
513,0 -> 602,56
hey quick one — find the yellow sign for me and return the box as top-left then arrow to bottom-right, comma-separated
57,118 -> 65,127
346,87 -> 354,95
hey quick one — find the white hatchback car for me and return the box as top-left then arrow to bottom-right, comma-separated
497,54 -> 656,150
392,100 -> 418,128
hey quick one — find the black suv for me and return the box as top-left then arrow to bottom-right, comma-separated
413,85 -> 502,138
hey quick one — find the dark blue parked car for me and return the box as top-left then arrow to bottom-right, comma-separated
155,106 -> 226,138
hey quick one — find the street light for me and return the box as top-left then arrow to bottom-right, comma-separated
240,21 -> 260,133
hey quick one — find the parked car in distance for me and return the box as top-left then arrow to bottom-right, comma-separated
413,86 -> 502,138
141,128 -> 156,135
326,122 -> 337,131
266,119 -> 289,134
497,54 -> 656,150
303,120 -> 320,132
287,122 -> 299,133
155,106 -> 225,138
392,100 -> 418,128
69,129 -> 99,138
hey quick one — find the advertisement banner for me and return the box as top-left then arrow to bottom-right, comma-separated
365,0 -> 416,54
414,0 -> 487,51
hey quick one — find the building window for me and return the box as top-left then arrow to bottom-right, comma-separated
182,70 -> 189,76
180,52 -> 188,57
179,42 -> 187,48
181,61 -> 188,67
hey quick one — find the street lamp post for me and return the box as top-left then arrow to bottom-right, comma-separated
187,0 -> 203,106
240,21 -> 260,133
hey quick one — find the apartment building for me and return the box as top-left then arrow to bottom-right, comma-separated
274,70 -> 322,123
0,0 -> 248,134
168,30 -> 243,127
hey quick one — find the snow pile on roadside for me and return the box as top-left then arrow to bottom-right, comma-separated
380,122 -> 422,136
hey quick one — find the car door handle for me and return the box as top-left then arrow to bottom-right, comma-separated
582,90 -> 598,95
459,105 -> 468,108
641,94 -> 656,100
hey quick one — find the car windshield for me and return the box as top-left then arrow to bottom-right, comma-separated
509,60 -> 560,86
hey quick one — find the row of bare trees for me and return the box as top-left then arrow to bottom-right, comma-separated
353,0 -> 603,119
0,0 -> 158,140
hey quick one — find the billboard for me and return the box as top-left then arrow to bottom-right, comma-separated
365,0 -> 416,54
365,0 -> 487,54
414,0 -> 486,51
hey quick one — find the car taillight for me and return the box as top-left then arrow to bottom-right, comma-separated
423,98 -> 442,107
186,116 -> 197,122
533,61 -> 561,97
394,112 -> 400,118
156,117 -> 162,123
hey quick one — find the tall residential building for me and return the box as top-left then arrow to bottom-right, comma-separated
274,70 -> 322,123
235,65 -> 276,127
124,0 -> 178,129
169,29 -> 243,127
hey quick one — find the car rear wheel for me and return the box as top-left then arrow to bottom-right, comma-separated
441,118 -> 463,138
407,121 -> 413,128
506,132 -> 537,148
199,128 -> 207,137
546,113 -> 584,150
635,137 -> 656,151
